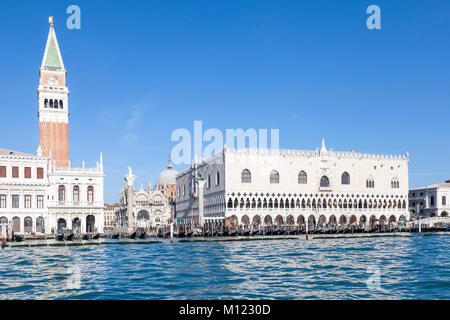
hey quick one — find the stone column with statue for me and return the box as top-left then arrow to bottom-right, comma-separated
125,167 -> 136,232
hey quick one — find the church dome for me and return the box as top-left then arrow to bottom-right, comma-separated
157,160 -> 178,186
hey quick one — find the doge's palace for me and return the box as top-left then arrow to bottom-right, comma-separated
176,140 -> 410,229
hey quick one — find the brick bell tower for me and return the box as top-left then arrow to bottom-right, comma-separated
37,17 -> 69,167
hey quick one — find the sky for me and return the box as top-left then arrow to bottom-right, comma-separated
0,0 -> 449,203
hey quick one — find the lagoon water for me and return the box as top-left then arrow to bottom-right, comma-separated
0,235 -> 449,299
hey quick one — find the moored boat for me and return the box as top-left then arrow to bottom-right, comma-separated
138,232 -> 146,239
65,233 -> 74,241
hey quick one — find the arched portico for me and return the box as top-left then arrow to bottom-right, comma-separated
359,215 -> 367,226
252,215 -> 261,225
24,217 -> 32,234
36,217 -> 45,234
264,215 -> 273,226
318,215 -> 327,227
286,215 -> 295,226
307,215 -> 316,230
241,215 -> 250,226
329,215 -> 337,225
57,218 -> 66,232
86,215 -> 95,233
274,215 -> 283,226
297,215 -> 305,228
72,217 -> 81,234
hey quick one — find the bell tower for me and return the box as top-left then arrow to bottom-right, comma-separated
37,17 -> 69,167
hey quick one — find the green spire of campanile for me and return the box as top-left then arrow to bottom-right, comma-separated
41,17 -> 64,70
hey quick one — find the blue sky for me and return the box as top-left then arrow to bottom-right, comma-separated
0,0 -> 449,203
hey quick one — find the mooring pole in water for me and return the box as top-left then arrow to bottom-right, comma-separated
305,221 -> 309,240
418,217 -> 421,237
170,222 -> 174,243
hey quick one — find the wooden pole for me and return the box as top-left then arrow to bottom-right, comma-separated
305,220 -> 309,240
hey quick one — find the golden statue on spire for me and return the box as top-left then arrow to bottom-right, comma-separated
49,16 -> 54,25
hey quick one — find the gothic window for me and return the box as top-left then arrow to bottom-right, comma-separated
341,172 -> 350,185
320,176 -> 330,187
216,171 -> 220,186
49,100 -> 53,108
58,185 -> 65,202
59,100 -> 63,109
391,178 -> 399,189
207,175 -> 211,188
366,177 -> 375,188
298,171 -> 307,184
44,99 -> 48,108
241,169 -> 251,183
270,170 -> 279,184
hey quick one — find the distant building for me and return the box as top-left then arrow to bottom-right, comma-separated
409,181 -> 450,219
104,203 -> 120,231
175,141 -> 410,229
117,160 -> 177,230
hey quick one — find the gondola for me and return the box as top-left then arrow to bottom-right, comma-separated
138,232 -> 146,239
229,230 -> 238,237
14,234 -> 24,242
242,230 -> 250,236
65,233 -> 74,241
186,231 -> 193,238
264,230 -> 273,236
216,231 -> 224,237
55,234 -> 64,241
129,231 -> 137,239
82,234 -> 90,240
92,233 -> 100,239
278,230 -> 286,235
110,233 -> 120,239
177,231 -> 186,238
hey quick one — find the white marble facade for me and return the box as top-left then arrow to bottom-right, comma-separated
47,157 -> 105,234
175,140 -> 410,228
0,149 -> 104,235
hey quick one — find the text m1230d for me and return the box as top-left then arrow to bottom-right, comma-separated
223,304 -> 271,315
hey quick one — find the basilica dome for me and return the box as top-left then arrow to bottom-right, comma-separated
157,160 -> 178,186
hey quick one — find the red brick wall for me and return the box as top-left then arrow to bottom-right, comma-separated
40,121 -> 69,167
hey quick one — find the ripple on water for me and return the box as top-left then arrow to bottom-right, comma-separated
0,236 -> 449,299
